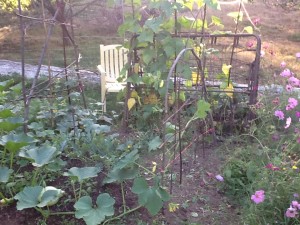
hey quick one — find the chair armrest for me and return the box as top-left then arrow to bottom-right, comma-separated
97,65 -> 106,75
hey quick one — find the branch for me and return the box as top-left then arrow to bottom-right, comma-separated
24,7 -> 60,123
71,0 -> 102,17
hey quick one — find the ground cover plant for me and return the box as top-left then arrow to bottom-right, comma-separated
0,0 -> 300,225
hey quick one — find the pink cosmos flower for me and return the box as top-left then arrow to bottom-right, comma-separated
294,193 -> 299,198
251,190 -> 265,204
286,98 -> 298,110
285,117 -> 292,129
260,50 -> 265,58
280,61 -> 287,68
288,77 -> 300,87
281,69 -> 292,77
274,110 -> 285,120
286,84 -> 293,92
246,40 -> 254,49
265,163 -> 280,171
215,174 -> 224,182
286,206 -> 298,218
292,201 -> 300,210
263,43 -> 269,50
296,52 -> 300,59
252,18 -> 260,26
295,112 -> 300,118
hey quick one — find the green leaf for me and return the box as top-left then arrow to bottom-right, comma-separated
10,82 -> 22,94
204,0 -> 220,10
104,150 -> 139,183
19,145 -> 57,167
0,109 -> 13,118
113,149 -> 139,171
195,99 -> 211,119
63,167 -> 102,182
211,15 -> 223,27
227,11 -> 243,22
156,187 -> 170,201
179,91 -> 186,102
14,186 -> 64,210
95,193 -> 115,216
37,187 -> 65,207
103,164 -> 139,183
74,196 -> 93,218
0,117 -> 24,132
132,177 -> 148,195
148,136 -> 162,151
132,177 -> 170,215
0,133 -> 35,153
74,193 -> 115,225
14,186 -> 43,210
0,79 -> 14,92
0,166 -> 13,183
137,29 -> 154,43
183,0 -> 194,11
144,189 -> 163,215
142,47 -> 156,65
144,17 -> 163,33
28,122 -> 44,130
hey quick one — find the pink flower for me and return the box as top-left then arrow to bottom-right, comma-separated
285,117 -> 292,129
265,163 -> 280,171
252,18 -> 260,26
296,52 -> 300,59
215,174 -> 224,182
280,61 -> 287,68
286,84 -> 293,92
251,190 -> 265,204
246,40 -> 254,49
274,110 -> 285,120
288,77 -> 300,87
260,50 -> 265,57
272,133 -> 281,141
281,69 -> 292,77
286,206 -> 298,218
286,98 -> 298,110
263,43 -> 269,50
295,111 -> 300,118
292,201 -> 300,210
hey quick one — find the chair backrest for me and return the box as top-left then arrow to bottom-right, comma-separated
99,44 -> 128,79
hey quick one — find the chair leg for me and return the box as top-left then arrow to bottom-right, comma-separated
101,90 -> 108,113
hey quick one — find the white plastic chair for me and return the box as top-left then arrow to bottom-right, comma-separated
97,44 -> 128,112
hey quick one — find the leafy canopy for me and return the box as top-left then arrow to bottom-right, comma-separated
0,0 -> 31,11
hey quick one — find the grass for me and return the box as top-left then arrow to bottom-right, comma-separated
288,32 -> 300,42
0,13 -> 124,71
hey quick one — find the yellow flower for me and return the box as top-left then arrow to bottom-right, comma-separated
292,165 -> 298,170
168,203 -> 179,212
152,162 -> 157,173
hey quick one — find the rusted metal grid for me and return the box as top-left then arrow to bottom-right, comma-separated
170,33 -> 261,106
159,33 -> 261,187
